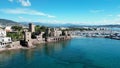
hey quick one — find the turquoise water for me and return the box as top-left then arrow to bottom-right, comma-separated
0,38 -> 120,68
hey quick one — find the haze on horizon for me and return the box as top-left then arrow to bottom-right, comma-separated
0,0 -> 120,25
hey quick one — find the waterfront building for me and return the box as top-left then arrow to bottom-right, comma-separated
0,29 -> 12,48
0,37 -> 12,48
46,28 -> 51,35
29,23 -> 35,32
64,31 -> 69,36
22,31 -> 33,47
0,29 -> 6,37
52,28 -> 62,37
36,32 -> 44,41
24,32 -> 31,42
36,35 -> 42,41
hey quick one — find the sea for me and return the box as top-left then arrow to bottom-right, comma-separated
0,38 -> 120,68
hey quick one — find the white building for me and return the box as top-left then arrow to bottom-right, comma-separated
0,37 -> 12,48
36,32 -> 44,41
53,28 -> 62,37
0,29 -> 6,37
60,27 -> 68,30
0,29 -> 12,48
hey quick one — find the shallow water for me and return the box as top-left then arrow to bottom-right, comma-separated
0,38 -> 120,68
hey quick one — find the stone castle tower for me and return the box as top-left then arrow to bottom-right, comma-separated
23,31 -> 33,47
29,23 -> 35,32
24,32 -> 31,42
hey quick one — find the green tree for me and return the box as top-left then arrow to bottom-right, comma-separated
35,25 -> 41,32
11,26 -> 23,31
40,26 -> 48,32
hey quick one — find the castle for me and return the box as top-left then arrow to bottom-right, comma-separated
23,23 -> 71,47
0,23 -> 71,50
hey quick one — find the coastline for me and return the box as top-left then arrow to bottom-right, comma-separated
0,36 -> 71,52
1,35 -> 119,52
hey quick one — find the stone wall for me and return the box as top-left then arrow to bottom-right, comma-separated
46,36 -> 71,42
31,39 -> 45,45
10,41 -> 21,48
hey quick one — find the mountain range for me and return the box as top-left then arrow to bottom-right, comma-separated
0,19 -> 120,28
0,19 -> 20,27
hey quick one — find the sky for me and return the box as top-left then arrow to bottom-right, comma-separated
0,0 -> 120,25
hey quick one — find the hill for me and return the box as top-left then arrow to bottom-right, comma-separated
1,19 -> 120,28
0,19 -> 20,26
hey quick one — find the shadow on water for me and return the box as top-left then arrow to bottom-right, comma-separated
34,40 -> 71,56
44,40 -> 70,56
37,39 -> 104,68
0,50 -> 21,67
23,49 -> 35,62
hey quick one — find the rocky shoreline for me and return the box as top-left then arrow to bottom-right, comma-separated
0,36 -> 71,52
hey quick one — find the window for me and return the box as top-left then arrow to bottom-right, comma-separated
2,39 -> 4,42
8,39 -> 11,41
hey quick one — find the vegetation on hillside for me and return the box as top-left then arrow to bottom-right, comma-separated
0,19 -> 19,26
11,26 -> 23,31
7,26 -> 24,41
7,32 -> 24,41
63,27 -> 97,31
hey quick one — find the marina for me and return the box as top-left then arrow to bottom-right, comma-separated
70,29 -> 120,40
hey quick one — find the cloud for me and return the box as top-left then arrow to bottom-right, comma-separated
19,0 -> 31,7
36,19 -> 85,25
18,16 -> 32,22
47,15 -> 56,18
8,0 -> 31,7
37,19 -> 66,24
37,19 -> 120,25
117,14 -> 120,17
101,18 -> 120,24
8,0 -> 14,2
108,14 -> 113,17
0,8 -> 56,18
18,16 -> 23,19
18,16 -> 120,25
90,10 -> 104,13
